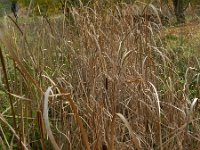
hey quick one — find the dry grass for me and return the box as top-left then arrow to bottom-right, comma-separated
0,3 -> 200,150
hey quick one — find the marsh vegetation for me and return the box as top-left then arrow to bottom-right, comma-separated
0,1 -> 200,150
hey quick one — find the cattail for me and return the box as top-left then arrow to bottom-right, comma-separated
11,1 -> 18,21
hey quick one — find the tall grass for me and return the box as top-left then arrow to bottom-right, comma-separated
0,2 -> 200,150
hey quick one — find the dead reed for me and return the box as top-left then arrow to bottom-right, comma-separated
0,2 -> 199,150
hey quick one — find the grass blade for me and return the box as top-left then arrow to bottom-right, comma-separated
116,113 -> 142,150
43,87 -> 60,150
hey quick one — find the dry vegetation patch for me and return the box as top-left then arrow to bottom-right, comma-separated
0,3 -> 200,150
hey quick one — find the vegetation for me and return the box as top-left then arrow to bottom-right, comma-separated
0,1 -> 200,150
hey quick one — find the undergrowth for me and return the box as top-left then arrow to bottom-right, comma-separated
0,2 -> 200,150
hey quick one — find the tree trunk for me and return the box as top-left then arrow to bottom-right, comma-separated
173,0 -> 185,24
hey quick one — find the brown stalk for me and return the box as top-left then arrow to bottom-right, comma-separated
0,46 -> 17,134
59,87 -> 91,150
0,32 -> 43,95
7,15 -> 37,67
37,111 -> 47,150
117,113 -> 142,150
7,15 -> 24,35
109,114 -> 116,150
0,113 -> 28,150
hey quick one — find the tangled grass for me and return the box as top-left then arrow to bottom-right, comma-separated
0,3 -> 200,150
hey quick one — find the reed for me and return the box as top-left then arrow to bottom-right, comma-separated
0,2 -> 199,149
